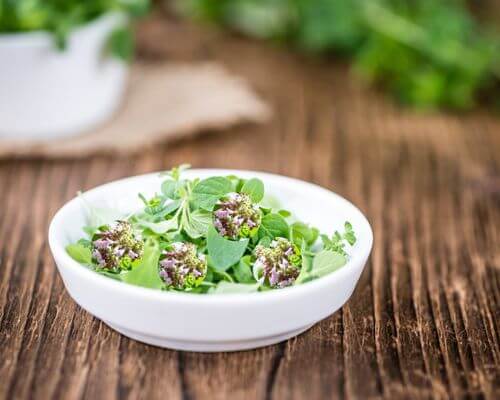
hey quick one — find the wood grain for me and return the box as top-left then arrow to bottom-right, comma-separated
0,11 -> 499,400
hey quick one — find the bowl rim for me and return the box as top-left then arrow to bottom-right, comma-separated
48,169 -> 373,305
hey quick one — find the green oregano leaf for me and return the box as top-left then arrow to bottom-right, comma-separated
207,226 -> 249,271
310,250 -> 346,278
278,209 -> 291,218
66,243 -> 92,265
191,176 -> 233,211
122,239 -> 164,289
232,255 -> 256,283
183,209 -> 212,239
295,247 -> 313,284
161,180 -> 178,199
210,281 -> 260,294
291,222 -> 319,247
258,213 -> 289,240
321,221 -> 357,255
240,178 -> 264,203
137,218 -> 178,234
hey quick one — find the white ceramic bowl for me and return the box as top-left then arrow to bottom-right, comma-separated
48,170 -> 373,352
0,13 -> 127,139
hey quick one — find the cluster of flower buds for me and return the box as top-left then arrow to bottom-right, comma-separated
254,238 -> 302,288
159,242 -> 207,289
92,221 -> 143,271
213,193 -> 261,239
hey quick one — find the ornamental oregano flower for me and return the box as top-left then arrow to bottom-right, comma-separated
213,193 -> 261,240
92,221 -> 143,271
254,238 -> 302,288
159,242 -> 207,289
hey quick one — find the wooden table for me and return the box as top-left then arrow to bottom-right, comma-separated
1,13 -> 499,400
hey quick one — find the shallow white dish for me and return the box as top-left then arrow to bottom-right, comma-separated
48,169 -> 373,352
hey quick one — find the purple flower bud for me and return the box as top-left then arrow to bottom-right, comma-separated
213,193 -> 261,240
214,209 -> 230,219
159,242 -> 207,289
91,221 -> 143,271
254,238 -> 302,288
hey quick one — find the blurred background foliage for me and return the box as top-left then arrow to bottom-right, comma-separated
0,0 -> 149,59
0,0 -> 498,111
177,0 -> 500,111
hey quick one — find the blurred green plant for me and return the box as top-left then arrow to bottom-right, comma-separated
0,0 -> 150,61
178,0 -> 500,110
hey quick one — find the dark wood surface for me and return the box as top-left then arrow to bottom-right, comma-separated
1,12 -> 499,400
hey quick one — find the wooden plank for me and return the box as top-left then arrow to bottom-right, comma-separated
181,350 -> 276,399
0,164 -> 48,399
6,162 -> 76,400
23,162 -> 88,400
272,316 -> 345,400
341,135 -> 381,400
271,81 -> 345,400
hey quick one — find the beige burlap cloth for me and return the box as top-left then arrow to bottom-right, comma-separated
0,62 -> 270,159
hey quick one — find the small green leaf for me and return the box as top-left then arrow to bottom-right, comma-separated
162,199 -> 182,215
260,194 -> 282,210
192,176 -> 233,211
183,209 -> 212,239
344,221 -> 357,245
258,213 -> 289,240
232,255 -> 255,283
210,281 -> 260,294
310,250 -> 346,278
240,178 -> 264,203
138,218 -> 178,234
122,239 -> 164,289
295,241 -> 313,284
277,209 -> 291,218
97,270 -> 123,281
259,206 -> 272,215
66,243 -> 92,265
321,221 -> 356,255
207,226 -> 249,271
257,236 -> 272,248
291,222 -> 319,247
161,180 -> 178,199
161,164 -> 191,181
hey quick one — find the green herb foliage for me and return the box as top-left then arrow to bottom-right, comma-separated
0,0 -> 150,60
259,213 -> 289,240
240,178 -> 265,202
207,226 -> 249,271
66,165 -> 358,294
191,176 -> 233,211
178,0 -> 500,110
122,238 -> 164,289
66,242 -> 92,265
321,222 -> 356,256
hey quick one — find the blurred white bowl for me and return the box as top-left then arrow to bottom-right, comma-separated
48,170 -> 373,352
0,13 -> 128,140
